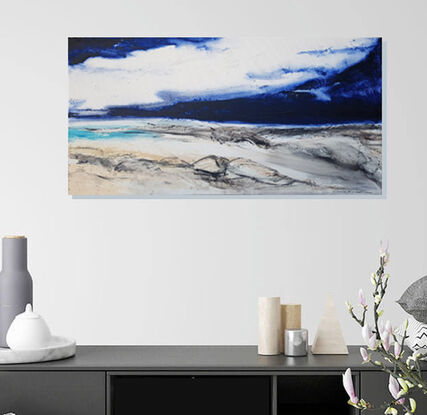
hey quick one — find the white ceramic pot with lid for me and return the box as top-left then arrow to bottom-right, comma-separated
6,304 -> 51,350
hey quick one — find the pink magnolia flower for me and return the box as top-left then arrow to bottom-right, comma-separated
343,368 -> 359,404
385,320 -> 392,334
388,375 -> 405,405
394,342 -> 402,358
368,334 -> 377,349
358,289 -> 366,307
381,330 -> 391,352
360,347 -> 369,362
362,324 -> 372,344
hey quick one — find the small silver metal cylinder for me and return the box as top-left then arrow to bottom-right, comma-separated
284,328 -> 308,356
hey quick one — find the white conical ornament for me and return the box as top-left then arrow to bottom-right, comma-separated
311,295 -> 348,355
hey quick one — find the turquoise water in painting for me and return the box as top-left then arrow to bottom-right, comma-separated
68,127 -> 158,141
69,118 -> 379,143
68,120 -> 160,141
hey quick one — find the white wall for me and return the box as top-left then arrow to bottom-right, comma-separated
0,0 -> 426,345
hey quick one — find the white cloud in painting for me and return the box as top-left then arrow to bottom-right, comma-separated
69,38 -> 377,110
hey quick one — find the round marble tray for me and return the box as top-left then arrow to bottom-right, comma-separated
0,336 -> 76,364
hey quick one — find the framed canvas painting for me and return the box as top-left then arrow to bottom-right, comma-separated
68,37 -> 382,196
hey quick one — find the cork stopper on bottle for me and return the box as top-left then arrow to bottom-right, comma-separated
3,235 -> 26,239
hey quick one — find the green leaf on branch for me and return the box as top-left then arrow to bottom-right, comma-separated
398,378 -> 409,393
409,398 -> 416,413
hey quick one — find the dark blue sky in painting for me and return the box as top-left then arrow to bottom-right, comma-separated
69,37 -> 382,125
68,38 -> 219,65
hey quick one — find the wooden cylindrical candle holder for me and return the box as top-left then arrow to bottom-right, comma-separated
280,304 -> 301,353
258,297 -> 281,355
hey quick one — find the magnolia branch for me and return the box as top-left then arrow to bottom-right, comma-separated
343,243 -> 426,414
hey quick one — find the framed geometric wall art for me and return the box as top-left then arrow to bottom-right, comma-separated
68,37 -> 382,196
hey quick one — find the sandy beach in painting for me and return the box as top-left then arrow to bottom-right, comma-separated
68,119 -> 382,196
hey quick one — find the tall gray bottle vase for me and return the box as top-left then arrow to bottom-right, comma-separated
0,236 -> 33,347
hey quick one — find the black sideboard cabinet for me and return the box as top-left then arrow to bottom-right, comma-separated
0,346 -> 425,415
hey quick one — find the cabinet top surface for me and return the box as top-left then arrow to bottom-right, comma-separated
0,345 -> 424,371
